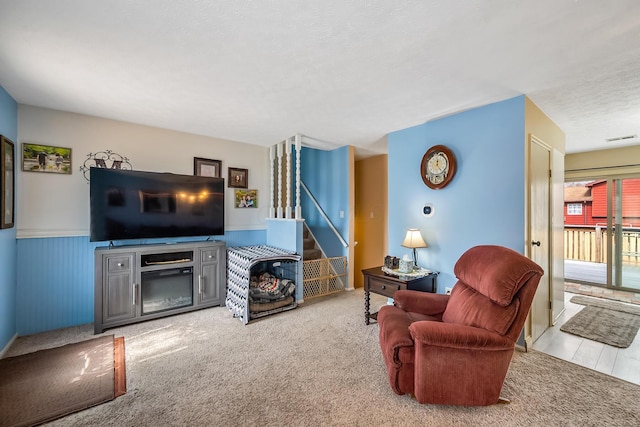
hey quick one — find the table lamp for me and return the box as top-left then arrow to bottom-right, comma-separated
401,228 -> 427,268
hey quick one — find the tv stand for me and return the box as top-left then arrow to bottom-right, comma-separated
94,240 -> 226,333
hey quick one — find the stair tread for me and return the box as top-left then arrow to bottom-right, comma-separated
303,248 -> 323,260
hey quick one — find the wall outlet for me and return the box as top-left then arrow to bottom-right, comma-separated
445,287 -> 452,295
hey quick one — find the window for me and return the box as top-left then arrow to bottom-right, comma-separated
567,203 -> 583,215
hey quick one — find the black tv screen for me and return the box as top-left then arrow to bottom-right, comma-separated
90,168 -> 224,242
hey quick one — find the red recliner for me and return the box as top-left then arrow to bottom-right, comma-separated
377,245 -> 543,406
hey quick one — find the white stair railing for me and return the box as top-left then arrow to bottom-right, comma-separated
270,135 -> 303,219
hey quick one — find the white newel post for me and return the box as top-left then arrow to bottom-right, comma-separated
285,140 -> 292,219
269,145 -> 275,218
277,141 -> 283,218
295,134 -> 302,219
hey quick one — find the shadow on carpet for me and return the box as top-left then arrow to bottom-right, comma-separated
0,335 -> 126,427
560,296 -> 640,348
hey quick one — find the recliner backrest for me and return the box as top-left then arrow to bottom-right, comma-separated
442,245 -> 544,340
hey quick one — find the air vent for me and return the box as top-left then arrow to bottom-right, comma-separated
605,134 -> 637,142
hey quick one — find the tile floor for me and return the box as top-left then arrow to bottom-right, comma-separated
532,286 -> 640,385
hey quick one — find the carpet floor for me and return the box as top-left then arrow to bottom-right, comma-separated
3,289 -> 639,426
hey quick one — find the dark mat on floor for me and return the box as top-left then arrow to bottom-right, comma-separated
0,335 -> 126,427
561,297 -> 640,348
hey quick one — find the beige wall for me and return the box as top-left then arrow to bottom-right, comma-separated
17,105 -> 269,238
566,145 -> 640,179
524,97 -> 565,154
354,154 -> 388,287
524,96 -> 566,328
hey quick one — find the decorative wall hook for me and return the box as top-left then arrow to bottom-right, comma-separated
79,150 -> 133,182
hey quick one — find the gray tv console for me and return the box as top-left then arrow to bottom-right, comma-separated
94,240 -> 226,334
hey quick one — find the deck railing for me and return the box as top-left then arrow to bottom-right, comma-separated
564,225 -> 640,265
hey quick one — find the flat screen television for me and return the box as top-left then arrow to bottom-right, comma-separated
90,168 -> 224,242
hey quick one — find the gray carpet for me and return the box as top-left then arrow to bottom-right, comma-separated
561,296 -> 640,348
4,289 -> 640,426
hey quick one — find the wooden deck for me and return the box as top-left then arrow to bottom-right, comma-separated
565,260 -> 640,291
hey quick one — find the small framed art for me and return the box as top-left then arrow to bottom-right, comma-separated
1,135 -> 15,228
235,189 -> 257,208
194,157 -> 222,178
22,143 -> 72,174
228,167 -> 248,188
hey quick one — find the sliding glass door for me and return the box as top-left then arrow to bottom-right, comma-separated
611,178 -> 640,291
564,177 -> 640,291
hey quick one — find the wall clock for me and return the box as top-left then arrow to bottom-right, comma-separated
420,145 -> 457,189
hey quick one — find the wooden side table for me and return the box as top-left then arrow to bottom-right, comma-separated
362,266 -> 437,325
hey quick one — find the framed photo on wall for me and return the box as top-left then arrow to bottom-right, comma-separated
194,157 -> 222,178
22,143 -> 72,174
1,135 -> 15,229
228,167 -> 248,188
234,189 -> 257,208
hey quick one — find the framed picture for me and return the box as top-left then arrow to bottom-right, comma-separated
194,157 -> 222,178
234,189 -> 257,208
228,167 -> 248,188
22,143 -> 72,174
1,135 -> 15,229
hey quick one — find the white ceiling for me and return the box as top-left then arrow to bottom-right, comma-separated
1,0 -> 640,157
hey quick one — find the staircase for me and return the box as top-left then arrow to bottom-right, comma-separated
301,223 -> 347,300
265,136 -> 349,298
303,225 -> 323,261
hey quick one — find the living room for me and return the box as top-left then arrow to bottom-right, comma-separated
2,2 -> 640,425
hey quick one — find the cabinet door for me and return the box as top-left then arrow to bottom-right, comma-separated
103,255 -> 136,323
198,246 -> 222,306
198,262 -> 220,306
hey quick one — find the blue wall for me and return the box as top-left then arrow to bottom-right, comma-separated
300,146 -> 349,257
388,96 -> 526,292
16,230 -> 265,335
0,86 -> 17,350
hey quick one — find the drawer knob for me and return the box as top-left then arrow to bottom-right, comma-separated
117,262 -> 123,267
381,285 -> 386,290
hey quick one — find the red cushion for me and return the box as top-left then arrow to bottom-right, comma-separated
442,282 -> 520,335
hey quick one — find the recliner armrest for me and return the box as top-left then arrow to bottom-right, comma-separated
409,321 -> 513,350
393,290 -> 449,316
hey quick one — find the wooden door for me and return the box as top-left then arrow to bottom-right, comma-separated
530,137 -> 551,342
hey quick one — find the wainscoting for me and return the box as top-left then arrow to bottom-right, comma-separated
15,230 -> 266,335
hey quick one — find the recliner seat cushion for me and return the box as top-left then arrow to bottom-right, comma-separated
442,282 -> 520,335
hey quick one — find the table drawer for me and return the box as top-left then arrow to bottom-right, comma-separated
201,249 -> 218,263
107,255 -> 132,272
367,277 -> 404,298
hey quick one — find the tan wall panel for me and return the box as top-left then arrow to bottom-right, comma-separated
566,145 -> 640,179
525,96 -> 565,153
354,154 -> 388,287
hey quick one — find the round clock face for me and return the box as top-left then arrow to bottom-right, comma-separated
420,145 -> 457,189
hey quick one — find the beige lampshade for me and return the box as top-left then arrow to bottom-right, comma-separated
401,228 -> 427,249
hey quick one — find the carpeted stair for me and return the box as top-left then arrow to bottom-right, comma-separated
303,226 -> 322,260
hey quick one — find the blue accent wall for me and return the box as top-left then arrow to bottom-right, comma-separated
0,85 -> 17,350
388,96 -> 526,292
266,219 -> 304,301
16,230 -> 265,335
300,146 -> 349,257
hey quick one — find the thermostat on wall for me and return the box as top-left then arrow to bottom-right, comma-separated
423,203 -> 434,217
